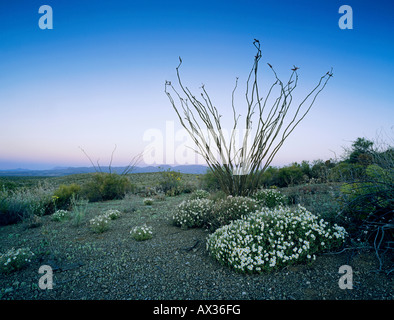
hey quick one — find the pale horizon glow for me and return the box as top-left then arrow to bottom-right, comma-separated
0,0 -> 393,170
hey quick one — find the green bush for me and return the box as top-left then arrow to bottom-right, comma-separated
329,162 -> 365,182
260,167 -> 280,187
339,164 -> 393,238
0,179 -> 18,192
53,183 -> 81,210
208,190 -> 227,202
281,184 -> 341,224
143,198 -> 154,205
0,185 -> 54,226
206,205 -> 347,273
69,196 -> 89,226
260,164 -> 307,188
277,164 -> 306,187
190,189 -> 210,200
159,169 -> 183,196
207,196 -> 259,231
199,169 -> 221,191
81,173 -> 132,202
251,188 -> 287,208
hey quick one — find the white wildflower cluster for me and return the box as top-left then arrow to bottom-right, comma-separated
172,198 -> 214,229
206,205 -> 347,274
130,224 -> 153,241
90,214 -> 111,233
52,209 -> 70,222
0,247 -> 34,273
190,189 -> 210,200
103,209 -> 122,220
89,209 -> 122,233
251,188 -> 287,208
143,198 -> 154,205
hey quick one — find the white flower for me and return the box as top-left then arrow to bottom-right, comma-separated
206,204 -> 347,274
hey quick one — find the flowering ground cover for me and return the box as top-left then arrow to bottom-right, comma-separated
207,205 -> 347,273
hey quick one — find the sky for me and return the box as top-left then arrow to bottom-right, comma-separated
0,0 -> 393,170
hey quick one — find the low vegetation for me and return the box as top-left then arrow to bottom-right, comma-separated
0,136 -> 392,299
206,205 -> 347,273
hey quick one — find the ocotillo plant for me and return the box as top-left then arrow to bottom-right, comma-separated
165,39 -> 333,196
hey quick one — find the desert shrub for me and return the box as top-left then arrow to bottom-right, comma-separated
0,185 -> 54,226
159,169 -> 183,196
81,173 -> 133,202
346,137 -> 374,166
70,196 -> 88,226
339,164 -> 393,240
260,166 -> 280,187
310,159 -> 335,183
143,198 -> 154,205
207,190 -> 228,202
52,209 -> 70,222
277,164 -> 306,187
0,191 -> 10,224
182,180 -> 197,194
138,186 -> 158,197
130,224 -> 153,241
53,184 -> 81,210
25,214 -> 43,229
154,193 -> 166,202
281,184 -> 341,224
206,196 -> 259,231
251,188 -> 287,208
260,164 -> 307,188
329,162 -> 365,182
199,169 -> 221,191
206,205 -> 347,273
0,179 -> 18,192
190,189 -> 210,200
0,247 -> 34,273
172,198 -> 214,229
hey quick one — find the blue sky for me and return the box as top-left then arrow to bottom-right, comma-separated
0,0 -> 393,169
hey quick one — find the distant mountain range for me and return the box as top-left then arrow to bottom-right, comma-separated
0,165 -> 209,177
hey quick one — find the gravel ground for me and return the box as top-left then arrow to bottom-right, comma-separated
0,194 -> 392,300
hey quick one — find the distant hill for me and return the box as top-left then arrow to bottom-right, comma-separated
0,165 -> 209,177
